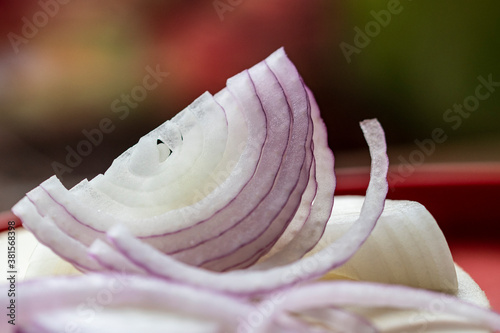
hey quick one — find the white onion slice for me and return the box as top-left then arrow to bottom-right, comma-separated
94,118 -> 387,296
12,48 -> 327,271
311,196 -> 458,293
13,195 -> 103,272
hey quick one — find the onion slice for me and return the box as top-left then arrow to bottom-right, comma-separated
13,193 -> 103,272
93,118 -> 387,296
312,196 -> 458,293
289,307 -> 379,333
8,47 -> 500,332
252,86 -> 335,268
0,274 -> 257,333
275,281 -> 500,331
12,48 -> 330,272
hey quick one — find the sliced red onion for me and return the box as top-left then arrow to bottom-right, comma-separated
0,274 -> 258,333
98,118 -> 387,296
13,48 -> 327,272
9,47 -> 500,332
88,239 -> 147,275
276,281 -> 500,331
252,86 -> 335,269
191,57 -> 314,271
284,307 -> 379,333
12,195 -> 103,272
228,157 -> 317,271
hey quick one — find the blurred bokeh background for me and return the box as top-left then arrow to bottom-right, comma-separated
0,0 -> 499,203
0,0 -> 500,197
1,0 -> 500,311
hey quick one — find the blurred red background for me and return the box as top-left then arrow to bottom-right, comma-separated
0,0 -> 499,311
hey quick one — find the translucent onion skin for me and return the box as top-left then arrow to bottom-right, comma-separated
8,48 -> 500,332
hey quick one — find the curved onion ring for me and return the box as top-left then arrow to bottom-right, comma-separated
9,48 -> 500,332
13,48 -> 332,272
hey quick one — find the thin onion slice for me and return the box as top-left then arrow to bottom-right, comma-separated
275,281 -> 500,331
312,196 -> 458,293
88,239 -> 147,275
287,307 -> 379,333
13,194 -> 103,272
95,118 -> 387,296
192,56 -> 314,271
0,274 -> 257,333
252,86 -> 335,269
12,48 -> 328,272
172,58 -> 312,270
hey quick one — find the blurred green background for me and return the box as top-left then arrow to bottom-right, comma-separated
0,0 -> 499,209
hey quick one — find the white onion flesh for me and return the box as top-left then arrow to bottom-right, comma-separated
13,48 -> 329,272
350,266 -> 491,333
89,118 -> 387,297
311,196 -> 458,293
7,48 -> 500,332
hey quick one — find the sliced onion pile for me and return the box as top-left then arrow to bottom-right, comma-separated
2,274 -> 253,333
8,48 -> 500,332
